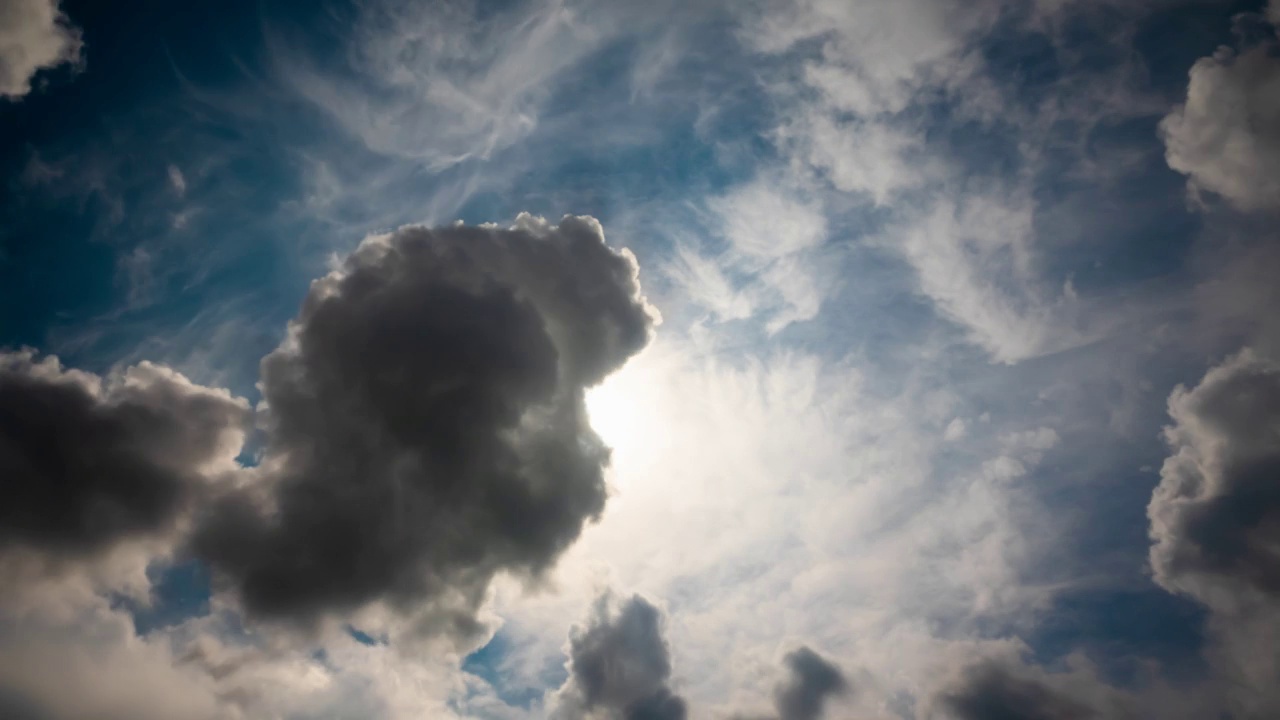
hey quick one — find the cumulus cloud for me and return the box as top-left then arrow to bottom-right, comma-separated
551,593 -> 687,720
194,214 -> 656,631
1149,349 -> 1280,605
0,350 -> 248,561
1160,11 -> 1280,211
0,0 -> 82,100
1148,349 -> 1280,715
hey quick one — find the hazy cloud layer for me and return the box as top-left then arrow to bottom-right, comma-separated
0,0 -> 81,100
552,593 -> 687,720
194,214 -> 656,630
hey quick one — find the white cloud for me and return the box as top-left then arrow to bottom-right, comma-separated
0,0 -> 81,100
742,0 -> 996,115
709,181 -> 826,261
779,114 -> 926,204
168,164 -> 187,197
1160,20 -> 1280,211
890,193 -> 1085,363
273,0 -> 614,167
669,178 -> 830,334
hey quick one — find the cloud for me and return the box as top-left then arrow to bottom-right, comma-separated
167,165 -> 187,197
672,178 -> 830,334
772,647 -> 847,720
1148,349 -> 1280,715
1149,349 -> 1280,605
935,660 -> 1095,720
551,593 -> 687,720
193,214 -> 656,632
0,350 -> 249,561
890,193 -> 1086,363
1160,11 -> 1280,211
273,0 -> 617,167
0,0 -> 81,100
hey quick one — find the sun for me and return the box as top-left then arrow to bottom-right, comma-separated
584,353 -> 669,469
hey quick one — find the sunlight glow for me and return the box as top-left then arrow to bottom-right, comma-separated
584,352 -> 670,479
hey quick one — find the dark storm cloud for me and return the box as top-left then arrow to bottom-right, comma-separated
193,214 -> 656,629
1149,350 -> 1280,602
937,661 -> 1093,720
773,647 -> 847,720
0,351 -> 249,557
553,593 -> 687,720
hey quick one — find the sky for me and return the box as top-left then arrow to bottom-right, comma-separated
1,0 -> 1280,718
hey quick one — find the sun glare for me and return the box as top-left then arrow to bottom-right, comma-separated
584,355 -> 666,468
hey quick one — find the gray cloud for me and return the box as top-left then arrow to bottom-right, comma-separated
937,661 -> 1094,720
1160,9 -> 1280,211
1149,349 -> 1280,604
0,350 -> 248,559
0,0 -> 81,100
773,647 -> 847,720
552,593 -> 687,720
1146,349 -> 1280,716
193,215 -> 656,630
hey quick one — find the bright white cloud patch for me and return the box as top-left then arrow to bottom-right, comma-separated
1160,15 -> 1280,211
0,0 -> 81,99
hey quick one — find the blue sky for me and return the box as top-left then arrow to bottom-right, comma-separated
2,0 -> 1280,718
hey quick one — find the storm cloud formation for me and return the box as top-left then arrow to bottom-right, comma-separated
552,593 -> 687,720
0,350 -> 248,559
937,662 -> 1094,720
193,214 -> 656,628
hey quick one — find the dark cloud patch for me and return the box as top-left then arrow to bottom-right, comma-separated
0,351 -> 248,557
1147,349 -> 1280,715
938,661 -> 1093,720
773,647 -> 847,720
553,593 -> 686,720
193,215 -> 656,629
1149,350 -> 1280,603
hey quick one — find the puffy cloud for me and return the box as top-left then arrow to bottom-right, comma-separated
772,647 -> 847,720
1160,14 -> 1280,211
0,0 -> 81,100
0,350 -> 249,561
935,661 -> 1094,720
1148,349 -> 1280,715
551,593 -> 687,720
1149,349 -> 1280,604
194,215 -> 656,631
